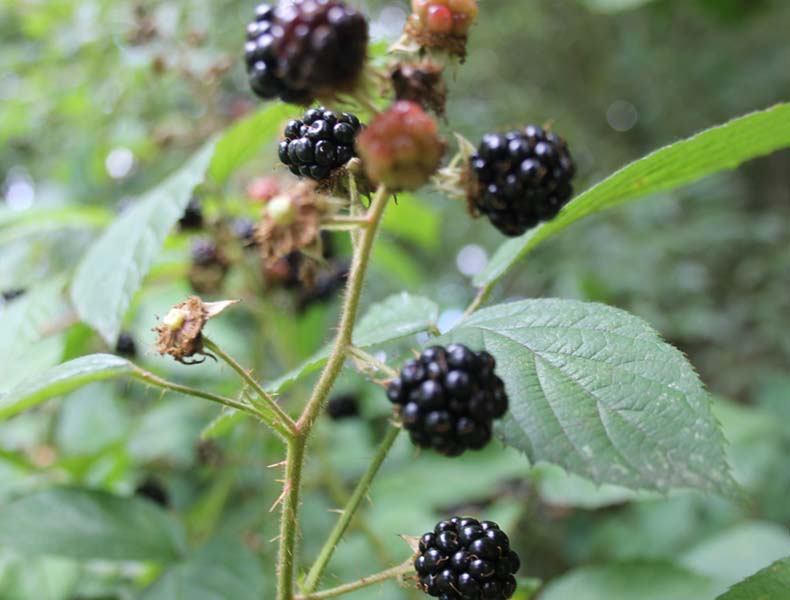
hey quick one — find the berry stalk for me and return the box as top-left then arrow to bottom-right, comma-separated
275,184 -> 390,600
302,424 -> 402,593
295,558 -> 415,600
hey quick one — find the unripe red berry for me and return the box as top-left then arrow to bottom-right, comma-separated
356,101 -> 444,191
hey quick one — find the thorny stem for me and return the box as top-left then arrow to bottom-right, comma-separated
203,336 -> 297,439
275,185 -> 390,600
347,345 -> 399,379
296,559 -> 414,600
302,425 -> 402,593
130,367 -> 262,418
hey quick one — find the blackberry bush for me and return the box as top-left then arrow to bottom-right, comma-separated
244,1 -> 369,105
468,125 -> 576,237
279,107 -> 362,181
414,517 -> 520,600
386,344 -> 509,457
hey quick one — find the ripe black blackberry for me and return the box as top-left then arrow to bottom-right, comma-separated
115,332 -> 137,358
296,260 -> 349,312
179,196 -> 204,230
326,394 -> 360,420
386,344 -> 508,457
279,107 -> 362,181
244,1 -> 369,105
469,125 -> 576,237
414,517 -> 520,600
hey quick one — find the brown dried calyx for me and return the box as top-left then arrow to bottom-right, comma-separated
391,60 -> 447,116
254,182 -> 329,268
154,296 -> 238,364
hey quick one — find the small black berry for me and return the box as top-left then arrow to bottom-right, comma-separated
469,125 -> 575,237
115,332 -> 137,358
1,289 -> 25,304
326,394 -> 359,420
279,106 -> 363,181
415,517 -> 520,600
179,196 -> 203,230
386,344 -> 509,456
134,478 -> 169,507
244,1 -> 369,105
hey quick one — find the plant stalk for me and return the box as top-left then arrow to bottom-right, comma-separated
203,336 -> 297,439
296,559 -> 414,600
302,425 -> 401,593
274,184 -> 390,600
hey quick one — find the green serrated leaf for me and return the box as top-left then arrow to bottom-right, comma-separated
0,354 -> 132,420
140,537 -> 266,600
208,103 -> 296,184
540,561 -> 718,600
70,142 -> 216,344
443,298 -> 738,496
265,293 -> 439,393
715,558 -> 790,600
0,488 -> 186,562
475,104 -> 790,287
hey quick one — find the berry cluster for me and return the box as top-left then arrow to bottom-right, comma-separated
189,239 -> 229,294
356,101 -> 444,191
386,344 -> 508,457
415,517 -> 520,600
279,107 -> 362,181
245,1 -> 368,104
410,0 -> 479,37
469,125 -> 576,237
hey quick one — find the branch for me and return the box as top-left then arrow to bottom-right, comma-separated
296,559 -> 414,600
203,336 -> 297,440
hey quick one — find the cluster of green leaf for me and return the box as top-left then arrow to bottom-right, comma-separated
1,0 -> 789,598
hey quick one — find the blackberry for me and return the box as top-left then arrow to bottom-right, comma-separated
327,393 -> 360,420
414,517 -> 520,600
386,344 -> 508,457
244,1 -> 369,105
134,478 -> 169,507
115,332 -> 137,358
1,289 -> 25,304
189,239 -> 228,294
232,217 -> 257,246
356,101 -> 445,191
297,260 -> 349,312
469,125 -> 576,237
279,107 -> 363,180
179,196 -> 203,230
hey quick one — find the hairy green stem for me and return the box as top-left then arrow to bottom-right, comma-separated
274,184 -> 390,600
277,436 -> 306,600
296,559 -> 414,600
203,336 -> 296,439
131,367 -> 262,418
302,425 -> 402,593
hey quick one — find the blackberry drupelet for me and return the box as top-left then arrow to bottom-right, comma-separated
244,1 -> 369,105
469,125 -> 575,237
386,344 -> 509,457
115,332 -> 137,358
279,107 -> 362,180
327,394 -> 360,420
414,517 -> 521,599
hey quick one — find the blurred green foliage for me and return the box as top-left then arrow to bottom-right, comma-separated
0,0 -> 788,598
